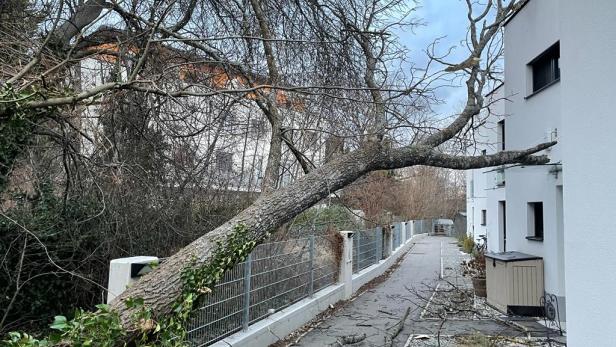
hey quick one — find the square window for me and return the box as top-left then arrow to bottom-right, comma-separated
249,118 -> 265,136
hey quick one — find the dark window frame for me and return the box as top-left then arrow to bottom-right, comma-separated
480,209 -> 487,226
216,150 -> 233,173
526,202 -> 544,241
497,120 -> 505,151
249,118 -> 266,137
528,41 -> 560,95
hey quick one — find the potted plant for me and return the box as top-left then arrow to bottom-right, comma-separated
462,250 -> 487,297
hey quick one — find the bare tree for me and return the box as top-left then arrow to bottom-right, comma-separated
0,0 -> 547,337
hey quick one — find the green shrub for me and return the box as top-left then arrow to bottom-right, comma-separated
0,183 -> 104,334
461,235 -> 475,254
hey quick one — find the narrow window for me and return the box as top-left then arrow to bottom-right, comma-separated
495,168 -> 505,187
530,42 -> 560,93
497,120 -> 505,151
527,202 -> 544,240
499,201 -> 507,252
481,210 -> 487,226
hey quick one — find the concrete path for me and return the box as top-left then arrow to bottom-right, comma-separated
291,235 -> 562,347
297,235 -> 456,346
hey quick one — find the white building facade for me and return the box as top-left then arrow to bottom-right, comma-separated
466,86 -> 505,243
77,55 -> 335,195
467,1 -> 616,344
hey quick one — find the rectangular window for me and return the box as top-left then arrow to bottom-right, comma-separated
224,111 -> 236,126
527,202 -> 544,240
497,120 -> 505,151
216,151 -> 233,173
249,119 -> 265,136
530,42 -> 560,93
481,210 -> 487,226
495,168 -> 506,187
499,201 -> 507,252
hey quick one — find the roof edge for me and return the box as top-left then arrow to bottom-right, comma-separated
504,0 -> 531,26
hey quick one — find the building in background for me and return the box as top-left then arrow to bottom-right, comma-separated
466,86 -> 505,243
78,49 -> 335,195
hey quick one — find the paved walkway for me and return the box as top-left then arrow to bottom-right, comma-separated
292,235 -> 562,347
297,235 -> 457,346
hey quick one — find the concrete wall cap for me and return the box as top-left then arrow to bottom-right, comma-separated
110,256 -> 158,264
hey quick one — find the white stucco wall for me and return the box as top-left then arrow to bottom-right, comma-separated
467,0 -> 616,339
560,2 -> 616,345
466,87 -> 505,243
502,0 -> 565,301
466,170 -> 488,239
486,182 -> 505,253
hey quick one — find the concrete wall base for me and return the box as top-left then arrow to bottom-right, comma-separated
211,233 -> 423,347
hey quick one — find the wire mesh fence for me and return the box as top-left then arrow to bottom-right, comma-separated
413,219 -> 432,234
352,229 -> 379,273
405,222 -> 412,241
393,223 -> 402,250
186,235 -> 339,346
183,219 -> 432,346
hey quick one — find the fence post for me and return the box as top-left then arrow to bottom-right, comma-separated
375,226 -> 383,262
355,231 -> 360,271
309,234 -> 315,297
339,231 -> 354,299
401,222 -> 406,243
393,223 -> 398,249
242,253 -> 252,331
388,225 -> 394,255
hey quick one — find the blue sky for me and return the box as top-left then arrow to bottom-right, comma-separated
394,0 -> 474,116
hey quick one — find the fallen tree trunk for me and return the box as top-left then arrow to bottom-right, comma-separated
109,140 -> 555,328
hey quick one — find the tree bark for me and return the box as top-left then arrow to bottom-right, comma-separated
52,0 -> 110,49
109,140 -> 554,325
249,0 -> 284,192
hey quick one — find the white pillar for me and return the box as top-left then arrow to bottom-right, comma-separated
107,256 -> 158,303
339,231 -> 354,299
400,222 -> 406,243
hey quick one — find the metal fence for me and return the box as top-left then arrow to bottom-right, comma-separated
393,223 -> 402,250
352,229 -> 379,273
405,222 -> 412,241
184,220 -> 428,346
413,219 -> 432,234
186,236 -> 338,346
